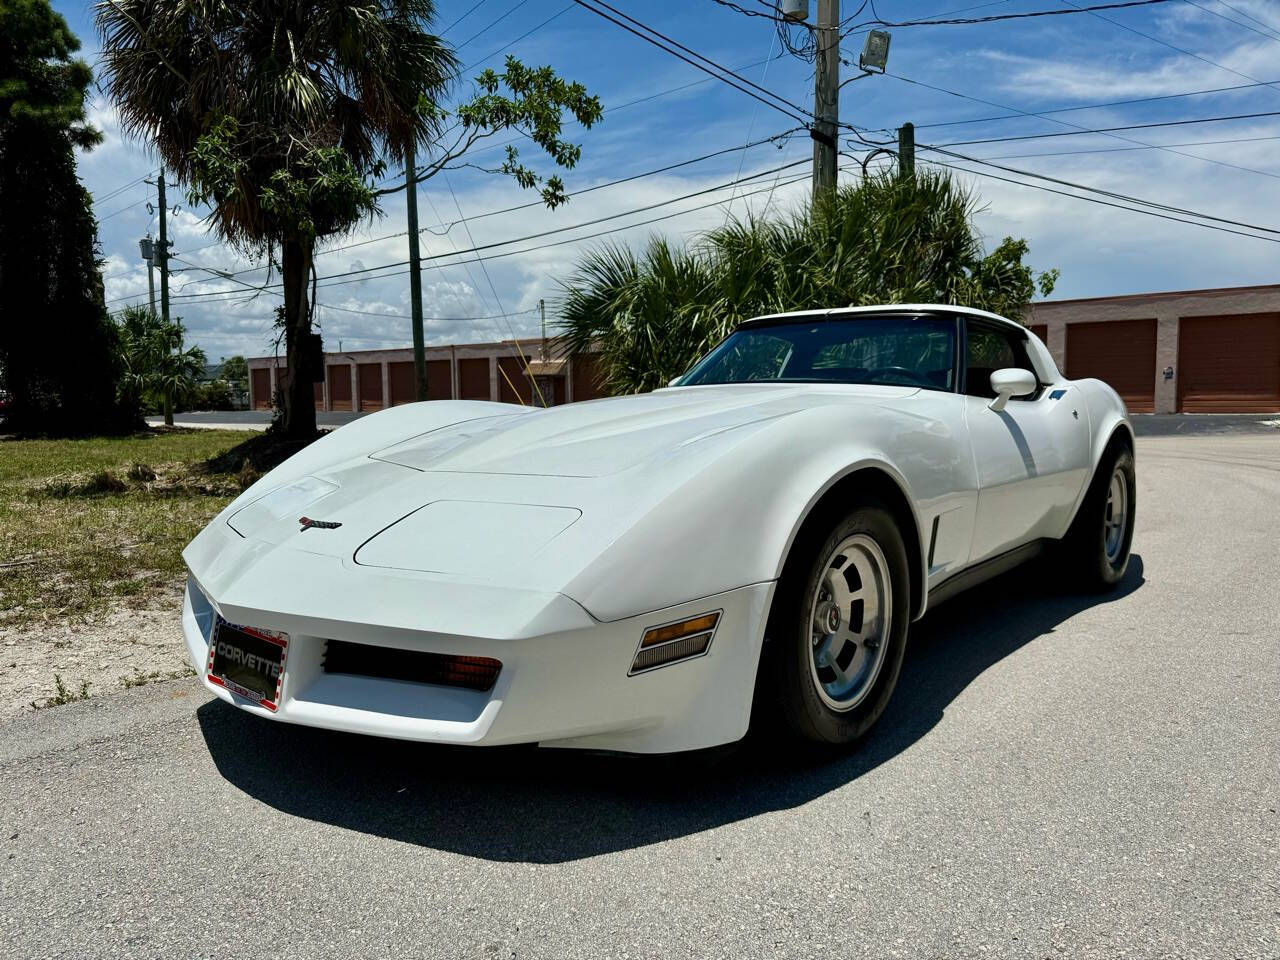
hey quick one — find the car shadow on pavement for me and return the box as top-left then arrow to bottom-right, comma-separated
198,555 -> 1144,864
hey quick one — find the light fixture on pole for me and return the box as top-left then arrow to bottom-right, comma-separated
859,29 -> 891,73
138,235 -> 156,315
780,0 -> 809,22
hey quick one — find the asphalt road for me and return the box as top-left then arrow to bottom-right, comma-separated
2,434 -> 1278,959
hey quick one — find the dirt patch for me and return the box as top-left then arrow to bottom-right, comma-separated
0,588 -> 192,721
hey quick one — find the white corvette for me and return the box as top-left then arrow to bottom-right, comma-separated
183,305 -> 1135,753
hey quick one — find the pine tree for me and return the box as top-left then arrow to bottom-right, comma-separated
0,0 -> 130,434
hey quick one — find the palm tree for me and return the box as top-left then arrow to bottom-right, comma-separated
98,2 -> 600,438
558,169 -> 1060,395
97,0 -> 457,438
117,305 -> 207,425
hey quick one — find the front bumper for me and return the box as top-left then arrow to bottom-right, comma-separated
183,572 -> 774,755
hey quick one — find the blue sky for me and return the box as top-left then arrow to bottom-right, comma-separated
55,0 -> 1280,360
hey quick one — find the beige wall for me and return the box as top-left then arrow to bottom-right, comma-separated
247,338 -> 576,411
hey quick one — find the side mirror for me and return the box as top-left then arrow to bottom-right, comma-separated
988,368 -> 1038,412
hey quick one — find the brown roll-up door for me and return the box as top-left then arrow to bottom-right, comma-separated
391,359 -> 453,403
357,363 -> 383,411
1028,323 -> 1048,345
1178,313 -> 1280,412
427,360 -> 451,400
498,356 -> 533,404
251,368 -> 271,410
327,364 -> 352,411
1065,318 -> 1157,413
389,361 -> 414,405
458,358 -> 490,399
313,380 -> 324,409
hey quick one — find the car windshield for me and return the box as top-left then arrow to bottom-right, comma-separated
680,314 -> 957,391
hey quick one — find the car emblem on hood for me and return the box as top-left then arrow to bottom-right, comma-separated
299,516 -> 342,532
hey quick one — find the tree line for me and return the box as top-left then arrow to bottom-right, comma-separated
1,0 -> 1057,438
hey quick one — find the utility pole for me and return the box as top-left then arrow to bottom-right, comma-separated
156,169 -> 170,327
539,298 -> 547,360
405,143 -> 428,401
897,122 -> 915,177
156,167 -> 175,426
145,235 -> 156,314
811,0 -> 840,200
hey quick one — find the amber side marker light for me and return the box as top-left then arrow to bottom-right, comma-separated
630,611 -> 721,675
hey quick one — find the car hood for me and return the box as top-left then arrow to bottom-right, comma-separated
191,383 -> 924,619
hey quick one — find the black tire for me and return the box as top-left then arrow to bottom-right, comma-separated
764,500 -> 911,746
1065,441 -> 1136,590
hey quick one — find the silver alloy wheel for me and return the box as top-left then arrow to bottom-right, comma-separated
808,533 -> 892,712
1104,467 -> 1129,563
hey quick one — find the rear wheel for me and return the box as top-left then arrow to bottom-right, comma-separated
1066,441 -> 1136,590
766,501 -> 910,745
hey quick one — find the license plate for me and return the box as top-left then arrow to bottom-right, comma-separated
207,618 -> 288,711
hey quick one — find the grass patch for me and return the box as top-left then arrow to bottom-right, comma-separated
0,429 -> 252,628
120,665 -> 197,689
31,674 -> 91,709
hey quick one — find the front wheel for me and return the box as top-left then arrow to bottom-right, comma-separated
1066,442 -> 1136,590
766,501 -> 911,745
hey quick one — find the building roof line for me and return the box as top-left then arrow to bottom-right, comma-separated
1033,282 -> 1280,308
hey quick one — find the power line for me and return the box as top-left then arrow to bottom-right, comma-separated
1211,0 -> 1280,34
1176,0 -> 1280,42
901,153 -> 1280,244
708,0 -> 807,25
153,162 -> 818,307
845,0 -> 1014,30
314,302 -> 539,321
420,187 -> 503,317
1058,0 -> 1280,94
918,142 -> 1280,235
304,168 -> 812,294
441,0 -> 491,35
907,76 -> 1280,130
440,168 -> 549,407
978,133 -> 1280,159
96,193 -> 148,223
881,73 -> 1280,181
210,129 -> 804,277
454,0 -> 534,51
940,109 -> 1280,145
724,29 -> 781,220
843,0 -> 1168,29
374,52 -> 784,192
463,3 -> 575,72
569,0 -> 815,126
173,156 -> 811,300
92,173 -> 152,206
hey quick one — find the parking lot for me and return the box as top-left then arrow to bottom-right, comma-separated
1,432 -> 1277,959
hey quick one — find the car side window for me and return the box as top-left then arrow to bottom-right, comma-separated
965,323 -> 1038,399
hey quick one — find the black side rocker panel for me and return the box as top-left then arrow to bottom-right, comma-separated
925,538 -> 1050,611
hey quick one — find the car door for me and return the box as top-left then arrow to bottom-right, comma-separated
962,318 -> 1090,564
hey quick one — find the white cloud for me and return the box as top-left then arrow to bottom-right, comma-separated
75,8 -> 1280,360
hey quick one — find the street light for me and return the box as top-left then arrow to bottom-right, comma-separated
138,235 -> 156,315
859,29 -> 891,73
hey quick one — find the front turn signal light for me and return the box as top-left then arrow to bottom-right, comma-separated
630,611 -> 721,675
639,612 -> 721,648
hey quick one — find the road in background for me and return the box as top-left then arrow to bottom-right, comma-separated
2,434 -> 1277,958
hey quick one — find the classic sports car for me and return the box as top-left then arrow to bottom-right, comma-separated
183,305 -> 1135,753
